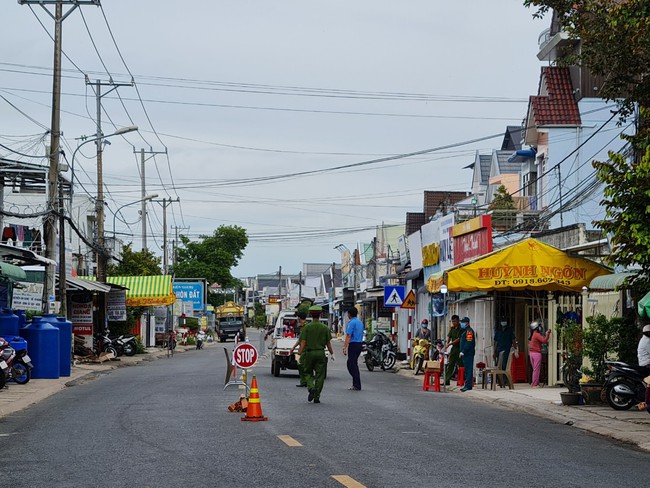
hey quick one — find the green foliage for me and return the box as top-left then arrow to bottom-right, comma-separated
582,314 -> 637,383
594,144 -> 650,280
186,335 -> 196,346
173,225 -> 248,288
135,336 -> 145,354
185,317 -> 199,330
252,302 -> 266,328
524,0 -> 650,119
107,322 -> 133,337
107,243 -> 161,276
489,184 -> 516,210
556,316 -> 582,357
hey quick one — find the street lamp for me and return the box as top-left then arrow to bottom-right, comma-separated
69,125 -> 138,198
112,194 -> 159,241
58,125 -> 138,316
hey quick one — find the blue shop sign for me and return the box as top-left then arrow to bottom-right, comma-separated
172,281 -> 205,311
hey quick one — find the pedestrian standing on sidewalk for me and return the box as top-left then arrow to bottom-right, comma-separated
343,307 -> 364,391
290,311 -> 308,387
528,321 -> 551,388
298,306 -> 334,404
444,315 -> 461,385
459,317 -> 476,392
493,318 -> 517,369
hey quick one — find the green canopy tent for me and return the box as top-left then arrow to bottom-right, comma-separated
638,291 -> 650,318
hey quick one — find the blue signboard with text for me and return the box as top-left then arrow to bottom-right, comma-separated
172,281 -> 205,312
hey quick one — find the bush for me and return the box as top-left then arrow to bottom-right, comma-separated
135,336 -> 145,354
186,336 -> 196,345
582,315 -> 630,383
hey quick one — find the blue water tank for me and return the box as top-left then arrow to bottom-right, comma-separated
4,336 -> 27,353
0,309 -> 19,338
20,316 -> 60,379
53,316 -> 72,377
15,309 -> 26,330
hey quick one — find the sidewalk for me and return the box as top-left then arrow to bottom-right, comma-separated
395,362 -> 650,452
0,343 -> 200,419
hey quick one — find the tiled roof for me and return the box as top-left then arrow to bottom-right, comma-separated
530,67 -> 581,126
495,150 -> 523,174
479,155 -> 491,185
423,191 -> 467,220
405,212 -> 426,235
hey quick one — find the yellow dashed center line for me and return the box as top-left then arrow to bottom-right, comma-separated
331,475 -> 366,487
277,435 -> 302,447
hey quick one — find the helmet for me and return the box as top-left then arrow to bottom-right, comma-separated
643,324 -> 650,333
530,321 -> 540,331
308,305 -> 323,313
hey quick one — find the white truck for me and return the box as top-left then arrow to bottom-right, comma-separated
269,310 -> 329,377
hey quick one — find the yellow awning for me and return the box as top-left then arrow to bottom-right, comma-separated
105,275 -> 176,307
445,238 -> 610,293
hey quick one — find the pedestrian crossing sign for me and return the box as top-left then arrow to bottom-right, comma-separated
401,290 -> 416,309
384,286 -> 405,307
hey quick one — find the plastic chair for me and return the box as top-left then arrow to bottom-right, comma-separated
484,350 -> 515,390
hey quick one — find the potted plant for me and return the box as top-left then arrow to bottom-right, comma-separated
556,315 -> 583,405
579,314 -> 638,404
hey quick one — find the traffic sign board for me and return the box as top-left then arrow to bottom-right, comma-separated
401,290 -> 416,309
384,285 -> 405,307
233,343 -> 258,369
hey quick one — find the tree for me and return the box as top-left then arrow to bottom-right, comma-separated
107,244 -> 161,276
173,225 -> 248,288
488,184 -> 516,210
524,1 -> 650,284
524,1 -> 650,120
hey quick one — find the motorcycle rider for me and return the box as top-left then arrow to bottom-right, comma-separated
196,329 -> 206,350
415,319 -> 431,341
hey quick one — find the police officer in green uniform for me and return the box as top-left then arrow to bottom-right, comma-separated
290,311 -> 308,387
298,305 -> 335,404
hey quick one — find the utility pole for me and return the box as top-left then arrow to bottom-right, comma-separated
158,197 -> 180,275
20,0 -> 100,313
137,148 -> 166,251
298,271 -> 302,302
86,78 -> 133,281
278,266 -> 282,311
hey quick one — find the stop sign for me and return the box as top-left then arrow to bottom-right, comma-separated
233,343 -> 258,369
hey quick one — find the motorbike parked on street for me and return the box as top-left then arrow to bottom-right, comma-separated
363,331 -> 396,371
115,335 -> 137,357
0,337 -> 33,386
93,332 -> 118,358
603,360 -> 650,410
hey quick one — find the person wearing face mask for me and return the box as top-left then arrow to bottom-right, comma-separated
528,321 -> 551,388
493,318 -> 517,371
458,317 -> 476,392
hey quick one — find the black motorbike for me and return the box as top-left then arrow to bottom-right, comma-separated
603,360 -> 650,410
363,331 -> 396,371
93,332 -> 118,358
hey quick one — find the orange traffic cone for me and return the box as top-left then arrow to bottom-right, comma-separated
241,376 -> 268,422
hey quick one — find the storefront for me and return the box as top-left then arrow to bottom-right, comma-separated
429,238 -> 609,385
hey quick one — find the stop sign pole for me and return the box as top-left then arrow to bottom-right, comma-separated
224,341 -> 258,393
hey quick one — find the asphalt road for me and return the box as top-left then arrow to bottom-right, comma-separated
3,329 -> 647,487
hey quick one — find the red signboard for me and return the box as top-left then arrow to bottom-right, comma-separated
451,215 -> 492,265
233,343 -> 258,369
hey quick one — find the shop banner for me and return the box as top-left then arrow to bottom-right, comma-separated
451,215 -> 492,265
446,239 -> 609,292
12,282 -> 43,312
71,297 -> 93,335
172,280 -> 205,312
107,290 -> 127,322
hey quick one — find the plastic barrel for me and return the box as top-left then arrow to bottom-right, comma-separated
0,309 -> 19,338
41,314 -> 71,377
15,309 -> 27,330
54,316 -> 73,376
5,336 -> 27,353
20,316 -> 60,379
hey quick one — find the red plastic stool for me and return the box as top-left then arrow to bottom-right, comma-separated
423,370 -> 441,392
457,366 -> 465,386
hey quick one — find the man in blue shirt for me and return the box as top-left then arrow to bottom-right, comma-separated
343,307 -> 364,391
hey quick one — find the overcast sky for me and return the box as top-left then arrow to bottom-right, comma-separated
0,1 -> 548,279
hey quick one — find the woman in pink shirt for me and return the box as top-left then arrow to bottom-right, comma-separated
528,321 -> 551,388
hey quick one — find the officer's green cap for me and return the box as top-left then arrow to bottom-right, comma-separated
308,305 -> 323,312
